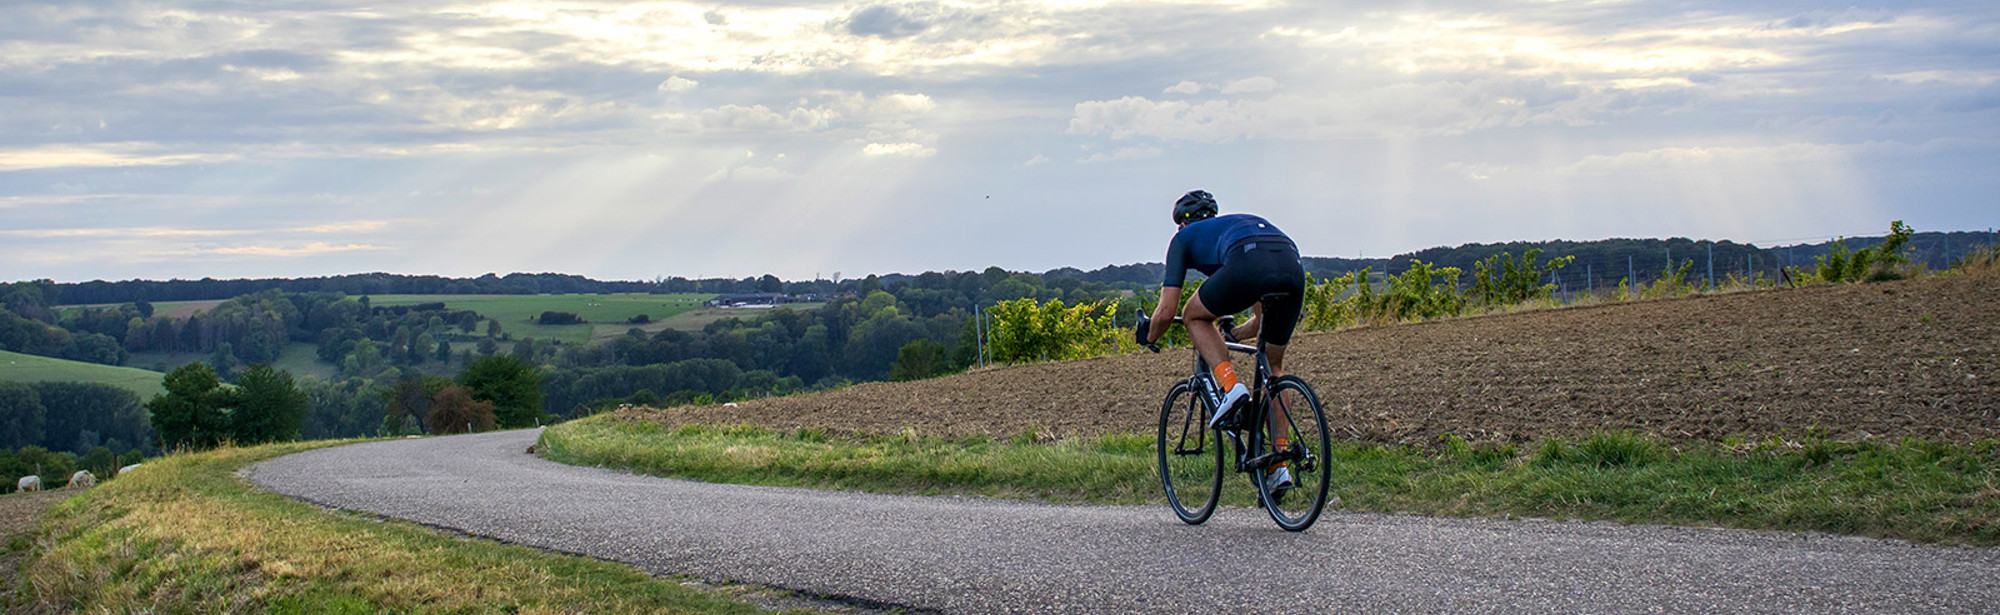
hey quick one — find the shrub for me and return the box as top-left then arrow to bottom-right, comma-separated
987,297 -> 1114,363
537,311 -> 585,325
1470,249 -> 1573,308
1815,221 -> 1916,284
425,384 -> 498,435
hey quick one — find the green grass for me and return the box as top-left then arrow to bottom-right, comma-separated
270,341 -> 337,381
539,417 -> 1159,504
542,416 -> 2000,545
10,440 -> 828,614
130,342 -> 343,383
369,294 -> 713,344
0,349 -> 166,400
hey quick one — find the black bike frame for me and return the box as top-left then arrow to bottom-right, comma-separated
1190,338 -> 1282,475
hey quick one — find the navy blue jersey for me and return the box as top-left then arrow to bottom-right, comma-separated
1163,214 -> 1294,287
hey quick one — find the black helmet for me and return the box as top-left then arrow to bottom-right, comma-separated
1172,190 -> 1217,224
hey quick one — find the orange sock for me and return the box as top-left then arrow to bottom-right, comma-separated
1274,438 -> 1289,471
1213,362 -> 1240,391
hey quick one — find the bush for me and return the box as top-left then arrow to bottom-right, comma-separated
425,385 -> 498,435
537,311 -> 585,325
987,297 -> 1114,363
889,339 -> 949,381
460,354 -> 545,428
1815,221 -> 1916,284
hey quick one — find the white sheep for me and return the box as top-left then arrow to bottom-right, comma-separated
67,470 -> 96,489
117,463 -> 142,476
16,475 -> 41,492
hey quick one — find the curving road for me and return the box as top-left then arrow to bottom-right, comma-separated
249,430 -> 2000,614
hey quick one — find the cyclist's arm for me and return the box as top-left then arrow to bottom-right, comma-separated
1146,286 -> 1181,344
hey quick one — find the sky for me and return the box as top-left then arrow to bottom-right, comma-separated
3,0 -> 1997,284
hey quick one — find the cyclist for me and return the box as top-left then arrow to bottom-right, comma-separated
1137,189 -> 1306,491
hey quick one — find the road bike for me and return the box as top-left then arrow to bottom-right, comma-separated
1146,308 -> 1332,531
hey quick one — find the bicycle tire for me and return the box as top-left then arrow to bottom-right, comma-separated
1157,380 -> 1222,525
1253,375 -> 1332,532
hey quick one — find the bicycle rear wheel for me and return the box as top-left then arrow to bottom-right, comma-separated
1254,375 -> 1332,532
1157,380 -> 1222,525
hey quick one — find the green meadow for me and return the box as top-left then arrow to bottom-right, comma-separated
0,349 -> 167,400
366,294 -> 713,344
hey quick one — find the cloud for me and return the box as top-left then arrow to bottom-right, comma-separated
870,93 -> 936,116
1221,77 -> 1278,94
699,104 -> 840,132
658,76 -> 699,93
1164,81 -> 1204,95
862,142 -> 937,157
1020,154 -> 1050,167
703,165 -> 795,183
1070,77 -> 1630,141
0,143 -> 240,171
0,220 -> 395,240
1078,147 -> 1162,164
844,4 -> 935,39
1443,162 -> 1508,181
140,242 -> 391,258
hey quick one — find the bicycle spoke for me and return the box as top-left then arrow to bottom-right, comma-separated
1158,381 -> 1222,525
1256,377 -> 1331,532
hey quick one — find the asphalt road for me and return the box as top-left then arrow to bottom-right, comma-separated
249,429 -> 2000,614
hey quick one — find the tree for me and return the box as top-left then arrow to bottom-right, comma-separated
210,342 -> 239,381
147,362 -> 235,450
0,382 -> 46,449
537,311 -> 584,325
425,385 -> 497,435
32,382 -> 150,456
889,339 -> 949,382
384,377 -> 445,432
9,446 -> 74,487
233,364 -> 308,444
461,354 -> 544,428
79,446 -> 117,477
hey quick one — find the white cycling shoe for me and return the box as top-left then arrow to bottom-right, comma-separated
1208,383 -> 1251,428
1265,466 -> 1295,494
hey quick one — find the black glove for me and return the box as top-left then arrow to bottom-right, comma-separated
1134,316 -> 1160,352
1217,315 -> 1238,343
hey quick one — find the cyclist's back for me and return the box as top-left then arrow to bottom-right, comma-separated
1163,213 -> 1295,286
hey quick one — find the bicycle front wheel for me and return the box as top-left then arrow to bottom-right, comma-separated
1254,375 -> 1332,532
1157,380 -> 1222,525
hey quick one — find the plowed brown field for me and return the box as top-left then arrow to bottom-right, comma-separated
618,272 -> 2000,446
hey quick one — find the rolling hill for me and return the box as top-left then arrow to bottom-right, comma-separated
0,349 -> 166,400
619,271 -> 2000,446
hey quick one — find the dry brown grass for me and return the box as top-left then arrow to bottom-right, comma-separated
12,442 -> 826,614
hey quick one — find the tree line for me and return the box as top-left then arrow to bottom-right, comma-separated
1,381 -> 152,494
7,228 -> 1992,449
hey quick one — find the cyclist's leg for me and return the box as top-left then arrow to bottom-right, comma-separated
1258,272 -> 1305,462
1180,292 -> 1231,372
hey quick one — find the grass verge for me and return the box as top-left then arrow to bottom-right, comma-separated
542,415 -> 2000,545
8,440 -> 831,614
